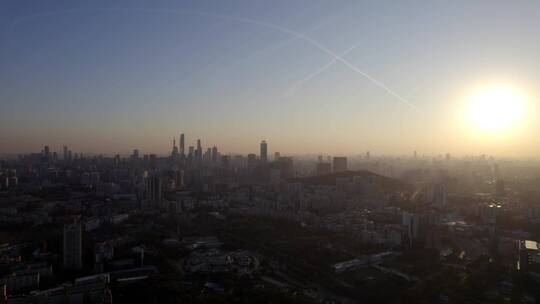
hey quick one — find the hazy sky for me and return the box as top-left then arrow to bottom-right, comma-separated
1,0 -> 539,157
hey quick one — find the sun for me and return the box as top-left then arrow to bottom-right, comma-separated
466,85 -> 525,132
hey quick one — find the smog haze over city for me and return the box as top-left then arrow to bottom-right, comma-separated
1,1 -> 540,304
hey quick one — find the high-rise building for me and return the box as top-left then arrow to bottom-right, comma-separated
316,162 -> 331,176
221,155 -> 230,169
145,175 -> 162,203
90,172 -> 100,186
171,139 -> 179,159
175,170 -> 184,190
495,179 -> 506,197
518,240 -> 540,274
204,148 -> 211,161
132,149 -> 139,160
179,133 -> 185,156
276,157 -> 294,178
432,183 -> 447,208
247,153 -> 257,168
196,139 -> 202,161
332,157 -> 348,172
274,152 -> 280,161
492,163 -> 500,179
63,221 -> 82,270
43,145 -> 50,162
63,145 -> 68,161
260,140 -> 268,162
212,146 -> 218,163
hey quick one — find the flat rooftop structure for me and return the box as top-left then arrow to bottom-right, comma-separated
525,240 -> 539,251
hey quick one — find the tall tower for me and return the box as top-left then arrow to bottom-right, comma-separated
179,133 -> 185,156
212,146 -> 218,163
63,221 -> 82,270
196,139 -> 202,160
171,139 -> 179,159
260,140 -> 268,162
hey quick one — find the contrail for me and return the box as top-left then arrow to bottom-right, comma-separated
284,42 -> 361,98
4,7 -> 415,108
201,17 -> 341,79
233,16 -> 416,108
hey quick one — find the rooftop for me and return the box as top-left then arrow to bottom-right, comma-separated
525,240 -> 538,251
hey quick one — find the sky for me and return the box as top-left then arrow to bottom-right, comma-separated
1,0 -> 539,157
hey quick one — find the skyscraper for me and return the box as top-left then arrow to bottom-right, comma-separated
260,140 -> 268,162
63,221 -> 82,270
171,138 -> 179,159
43,145 -> 50,162
432,183 -> 447,208
204,148 -> 211,161
179,133 -> 185,156
63,145 -> 68,161
145,175 -> 162,203
212,146 -> 218,163
333,157 -> 348,172
196,139 -> 202,161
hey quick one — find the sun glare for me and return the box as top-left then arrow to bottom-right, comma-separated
467,85 -> 525,132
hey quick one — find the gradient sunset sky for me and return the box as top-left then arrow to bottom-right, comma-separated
1,0 -> 539,157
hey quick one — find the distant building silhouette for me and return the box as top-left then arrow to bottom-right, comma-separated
495,179 -> 506,197
276,157 -> 294,178
63,221 -> 82,270
247,154 -> 257,168
212,146 -> 218,163
332,157 -> 348,172
316,162 -> 331,176
146,175 -> 162,203
179,133 -> 185,156
432,183 -> 447,208
260,140 -> 268,162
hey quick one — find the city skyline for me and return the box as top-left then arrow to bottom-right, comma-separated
5,135 -> 533,160
3,2 -> 540,303
1,1 -> 539,157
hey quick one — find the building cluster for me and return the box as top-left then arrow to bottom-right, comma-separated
1,136 -> 540,302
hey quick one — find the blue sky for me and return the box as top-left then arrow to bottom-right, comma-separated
1,1 -> 539,156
